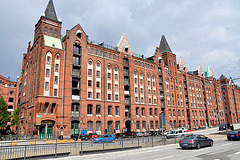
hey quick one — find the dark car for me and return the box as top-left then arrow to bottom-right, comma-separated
227,130 -> 240,141
125,132 -> 136,137
179,134 -> 213,149
71,134 -> 89,141
115,133 -> 125,139
219,123 -> 231,131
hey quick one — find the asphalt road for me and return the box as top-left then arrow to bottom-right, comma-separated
50,140 -> 240,160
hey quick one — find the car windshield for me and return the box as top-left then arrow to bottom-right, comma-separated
229,131 -> 238,134
220,124 -> 225,127
184,135 -> 195,139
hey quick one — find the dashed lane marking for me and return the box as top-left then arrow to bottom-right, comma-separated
154,155 -> 174,160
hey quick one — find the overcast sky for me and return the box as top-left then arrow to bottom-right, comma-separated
1,0 -> 240,84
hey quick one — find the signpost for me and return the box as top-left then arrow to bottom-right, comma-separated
159,112 -> 166,136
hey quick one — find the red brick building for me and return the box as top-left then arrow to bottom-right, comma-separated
18,0 -> 240,138
0,75 -> 21,132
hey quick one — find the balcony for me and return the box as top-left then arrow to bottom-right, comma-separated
125,99 -> 130,105
72,71 -> 80,77
71,111 -> 79,117
124,91 -> 130,95
158,70 -> 162,75
72,95 -> 80,101
124,80 -> 130,86
161,103 -> 165,108
125,111 -> 131,119
160,94 -> 164,99
123,62 -> 129,67
124,70 -> 129,77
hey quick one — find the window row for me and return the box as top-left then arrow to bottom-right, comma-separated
87,92 -> 119,100
87,104 -> 120,116
0,81 -> 16,87
44,27 -> 57,36
134,60 -> 153,70
135,97 -> 157,104
136,107 -> 158,117
90,48 -> 116,60
88,69 -> 118,79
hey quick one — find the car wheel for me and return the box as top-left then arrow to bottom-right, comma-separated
111,139 -> 115,143
98,140 -> 102,144
228,139 -> 231,141
196,143 -> 201,149
209,141 -> 213,147
181,147 -> 186,149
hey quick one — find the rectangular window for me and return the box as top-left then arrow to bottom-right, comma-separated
150,108 -> 152,116
46,69 -> 50,77
140,79 -> 143,84
108,94 -> 111,100
141,97 -> 143,103
96,93 -> 100,99
108,73 -> 111,79
87,104 -> 92,114
47,56 -> 50,64
142,121 -> 146,130
115,95 -> 119,101
150,121 -> 153,129
88,92 -> 92,98
96,82 -> 100,88
135,87 -> 137,93
51,103 -> 56,114
155,121 -> 158,129
96,105 -> 101,115
88,80 -> 92,87
45,82 -> 49,90
91,48 -> 94,54
96,71 -> 100,77
44,103 -> 48,114
116,121 -> 120,130
95,49 -> 98,56
149,98 -> 152,104
135,78 -> 137,83
88,69 -> 92,76
96,121 -> 101,131
54,89 -> 57,96
141,88 -> 143,94
142,108 -> 145,116
115,74 -> 118,80
135,97 -> 138,102
169,109 -> 171,117
55,76 -> 58,84
100,51 -> 103,56
136,121 -> 140,129
115,85 -> 118,92
148,81 -> 150,86
9,98 -> 14,103
154,99 -> 156,104
108,106 -> 112,115
153,82 -> 155,87
108,83 -> 111,90
115,106 -> 119,116
136,108 -> 139,116
87,121 -> 93,131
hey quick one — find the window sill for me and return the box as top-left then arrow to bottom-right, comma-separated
87,114 -> 93,116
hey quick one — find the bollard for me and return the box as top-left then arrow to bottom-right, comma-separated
138,138 -> 140,149
80,142 -> 83,156
152,136 -> 153,147
103,142 -> 105,153
24,145 -> 27,160
132,136 -> 133,144
122,140 -> 123,151
164,135 -> 166,145
55,139 -> 57,157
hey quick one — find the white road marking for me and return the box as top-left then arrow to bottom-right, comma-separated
221,143 -> 232,146
193,148 -> 210,152
235,151 -> 240,155
154,155 -> 174,160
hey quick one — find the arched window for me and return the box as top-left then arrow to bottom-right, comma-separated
44,27 -> 48,33
49,28 -> 53,34
54,30 -> 57,35
113,54 -> 116,60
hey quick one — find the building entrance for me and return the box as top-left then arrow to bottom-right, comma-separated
125,120 -> 131,132
39,120 -> 54,139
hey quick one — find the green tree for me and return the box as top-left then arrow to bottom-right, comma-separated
0,96 -> 11,129
12,106 -> 19,126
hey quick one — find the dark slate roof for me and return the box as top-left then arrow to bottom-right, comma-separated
159,35 -> 172,53
44,0 -> 58,21
219,74 -> 227,80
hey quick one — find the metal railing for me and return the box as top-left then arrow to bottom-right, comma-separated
0,136 -> 181,160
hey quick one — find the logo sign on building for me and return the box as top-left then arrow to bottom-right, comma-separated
37,115 -> 42,118
159,112 -> 166,129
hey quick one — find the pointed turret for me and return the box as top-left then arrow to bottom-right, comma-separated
197,64 -> 205,78
219,74 -> 227,80
179,56 -> 188,72
159,35 -> 172,53
117,34 -> 133,55
44,0 -> 58,21
205,65 -> 212,78
210,69 -> 215,78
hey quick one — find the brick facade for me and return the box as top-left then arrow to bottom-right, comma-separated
18,0 -> 240,138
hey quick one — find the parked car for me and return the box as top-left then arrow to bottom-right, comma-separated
166,130 -> 184,139
186,128 -> 195,132
93,134 -> 115,143
87,133 -> 99,139
179,134 -> 213,149
163,130 -> 171,136
71,134 -> 89,141
125,132 -> 136,137
136,132 -> 144,137
115,133 -> 125,139
143,131 -> 149,137
219,123 -> 231,131
227,130 -> 240,141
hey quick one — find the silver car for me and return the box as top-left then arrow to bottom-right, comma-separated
179,134 -> 213,149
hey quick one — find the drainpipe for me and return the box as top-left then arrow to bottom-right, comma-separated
61,43 -> 66,136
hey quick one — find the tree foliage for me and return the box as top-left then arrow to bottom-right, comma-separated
12,106 -> 19,126
0,96 -> 11,128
